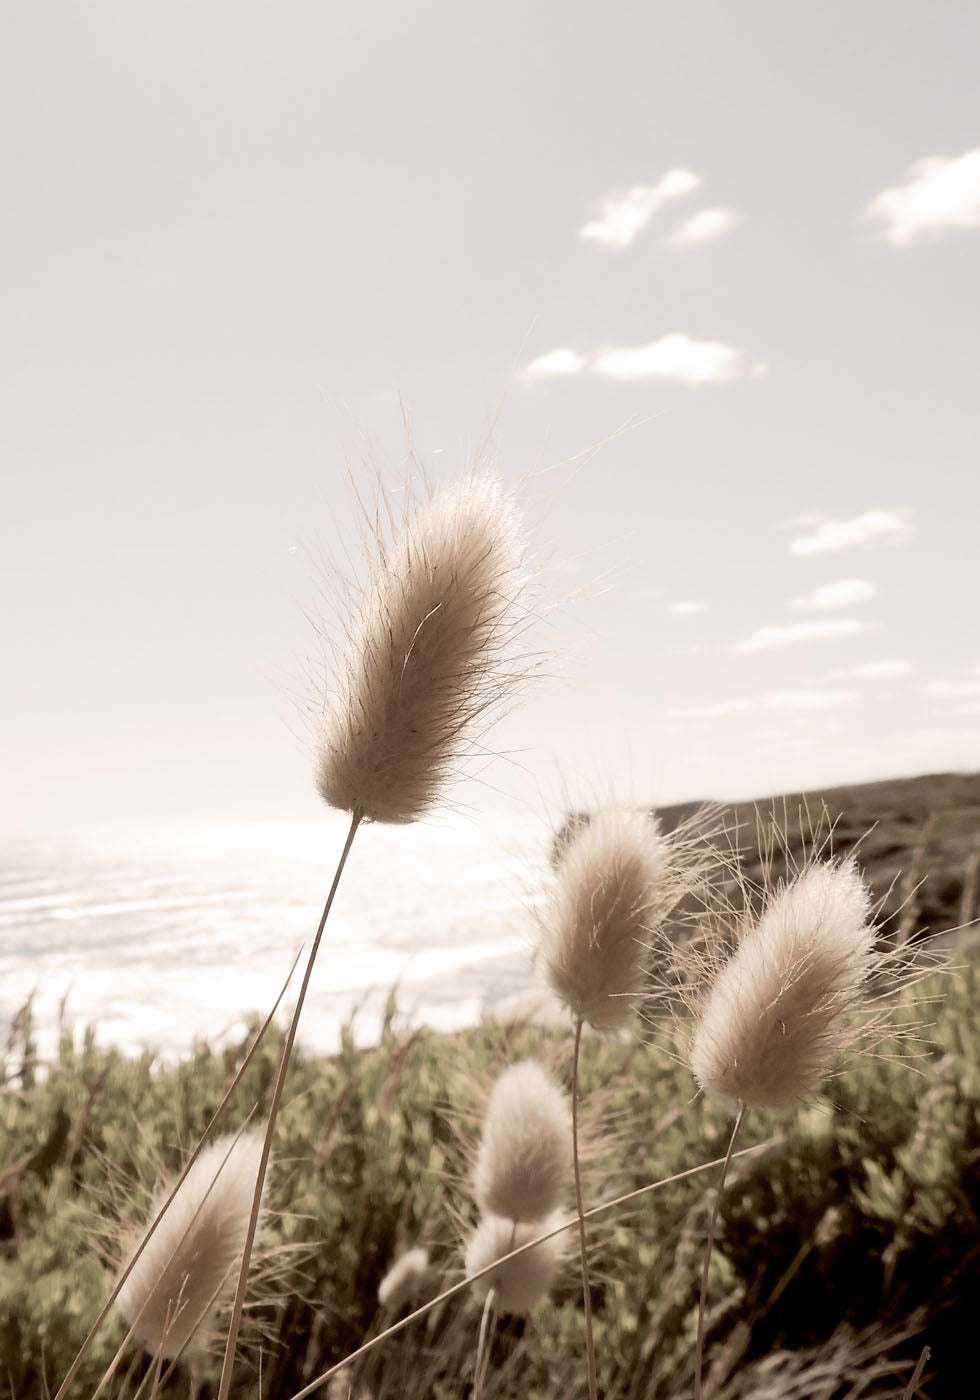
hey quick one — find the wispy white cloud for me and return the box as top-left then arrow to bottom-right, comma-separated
864,149 -> 980,246
790,578 -> 877,609
668,689 -> 857,719
828,659 -> 912,679
667,600 -> 707,615
788,509 -> 913,556
922,680 -> 980,700
593,333 -> 766,385
580,169 -> 700,248
668,698 -> 754,719
735,618 -> 869,653
522,348 -> 587,380
665,206 -> 743,248
761,689 -> 858,712
523,334 -> 766,386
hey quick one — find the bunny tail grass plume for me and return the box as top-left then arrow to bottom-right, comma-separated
538,810 -> 671,1032
691,858 -> 875,1112
377,1246 -> 430,1311
464,1213 -> 567,1314
116,1132 -> 266,1362
474,1060 -> 572,1221
315,469 -> 530,824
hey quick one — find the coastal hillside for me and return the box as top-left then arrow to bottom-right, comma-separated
681,770 -> 980,947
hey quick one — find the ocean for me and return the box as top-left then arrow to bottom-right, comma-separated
0,811 -> 557,1066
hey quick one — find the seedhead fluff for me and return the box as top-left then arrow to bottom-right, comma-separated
378,1246 -> 430,1311
464,1213 -> 567,1314
116,1132 -> 266,1362
537,811 -> 670,1032
474,1060 -> 572,1222
690,859 -> 875,1111
315,469 -> 529,824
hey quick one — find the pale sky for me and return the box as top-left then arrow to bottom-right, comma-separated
2,1 -> 978,835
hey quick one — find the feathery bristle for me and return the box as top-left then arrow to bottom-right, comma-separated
464,1213 -> 566,1314
537,810 -> 669,1031
474,1060 -> 572,1222
116,1132 -> 265,1362
377,1245 -> 430,1310
690,859 -> 875,1111
315,470 -> 528,824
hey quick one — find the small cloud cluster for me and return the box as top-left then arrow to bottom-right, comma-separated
667,600 -> 707,616
580,169 -> 700,248
580,169 -> 743,251
790,578 -> 877,610
665,206 -> 743,248
864,149 -> 980,246
787,509 -> 913,557
524,333 -> 765,387
735,618 -> 870,653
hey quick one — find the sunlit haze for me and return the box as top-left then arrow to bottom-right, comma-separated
3,2 -> 978,836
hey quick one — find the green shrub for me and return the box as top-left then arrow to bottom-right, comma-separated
2,963 -> 977,1398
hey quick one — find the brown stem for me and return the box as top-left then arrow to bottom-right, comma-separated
694,1102 -> 747,1400
216,811 -> 361,1400
572,1017 -> 599,1400
473,1285 -> 497,1400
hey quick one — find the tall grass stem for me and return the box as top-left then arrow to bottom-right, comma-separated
572,1017 -> 598,1400
694,1102 -> 747,1400
474,1286 -> 497,1400
216,811 -> 361,1400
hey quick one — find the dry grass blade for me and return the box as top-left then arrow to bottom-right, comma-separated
216,812 -> 360,1400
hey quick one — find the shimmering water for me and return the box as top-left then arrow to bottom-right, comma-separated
0,812 -> 555,1063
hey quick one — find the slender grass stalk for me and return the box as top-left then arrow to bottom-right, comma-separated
901,1344 -> 930,1400
53,952 -> 301,1400
284,1138 -> 780,1400
216,811 -> 361,1400
146,1328 -> 168,1400
473,1286 -> 497,1400
693,1102 -> 746,1400
571,1016 -> 598,1400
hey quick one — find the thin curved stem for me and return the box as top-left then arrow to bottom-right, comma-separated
474,1285 -> 497,1400
216,811 -> 361,1400
572,1017 -> 598,1400
694,1102 -> 747,1400
900,1345 -> 930,1400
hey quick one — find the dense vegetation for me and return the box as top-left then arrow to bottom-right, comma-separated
2,962 -> 977,1399
3,771 -> 978,1399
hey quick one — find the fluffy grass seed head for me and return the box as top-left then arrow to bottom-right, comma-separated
464,1212 -> 567,1314
116,1131 -> 266,1362
537,810 -> 671,1031
473,1059 -> 572,1222
690,858 -> 875,1112
315,469 -> 529,824
377,1245 -> 430,1311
